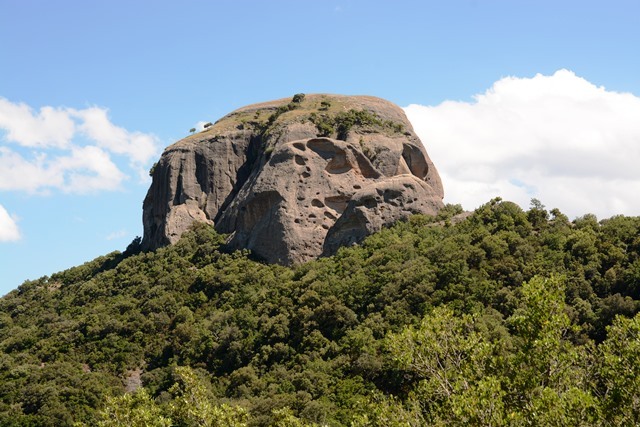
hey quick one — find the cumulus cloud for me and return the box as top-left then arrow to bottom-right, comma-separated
57,146 -> 126,193
0,99 -> 75,149
0,147 -> 62,192
405,69 -> 640,219
72,107 -> 158,166
0,204 -> 20,242
0,98 -> 159,194
0,146 -> 124,194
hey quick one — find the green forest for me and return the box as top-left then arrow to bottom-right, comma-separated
2,199 -> 640,426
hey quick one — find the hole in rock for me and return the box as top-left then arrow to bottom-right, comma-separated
325,195 -> 350,213
363,197 -> 377,209
402,143 -> 429,179
308,138 -> 339,160
324,211 -> 337,220
325,151 -> 351,174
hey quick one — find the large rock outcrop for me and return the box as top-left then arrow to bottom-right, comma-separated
142,94 -> 444,264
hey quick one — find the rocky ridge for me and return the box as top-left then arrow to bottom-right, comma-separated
142,94 -> 444,265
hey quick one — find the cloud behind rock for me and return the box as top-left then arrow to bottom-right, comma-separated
405,69 -> 640,219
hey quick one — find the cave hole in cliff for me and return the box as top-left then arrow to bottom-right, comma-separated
325,152 -> 351,174
401,143 -> 429,179
324,211 -> 337,220
363,197 -> 378,209
325,195 -> 349,213
307,138 -> 340,160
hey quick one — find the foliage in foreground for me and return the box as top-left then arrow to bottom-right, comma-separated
1,199 -> 640,425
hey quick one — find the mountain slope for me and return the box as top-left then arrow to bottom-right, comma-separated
1,200 -> 640,426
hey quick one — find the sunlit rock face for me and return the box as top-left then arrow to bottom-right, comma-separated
142,94 -> 444,264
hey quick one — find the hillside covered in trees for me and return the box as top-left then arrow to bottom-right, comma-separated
1,199 -> 640,426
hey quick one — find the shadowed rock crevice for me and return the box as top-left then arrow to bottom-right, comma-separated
212,134 -> 264,224
141,94 -> 445,264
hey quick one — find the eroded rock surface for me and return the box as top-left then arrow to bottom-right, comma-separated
142,94 -> 444,264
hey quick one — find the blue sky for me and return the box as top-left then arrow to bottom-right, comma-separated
1,0 -> 639,295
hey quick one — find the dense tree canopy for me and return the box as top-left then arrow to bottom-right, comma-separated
1,198 -> 640,426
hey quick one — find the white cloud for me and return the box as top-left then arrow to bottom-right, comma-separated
72,107 -> 158,165
0,98 -> 160,194
55,146 -> 126,193
195,121 -> 208,132
0,98 -> 75,149
0,147 -> 62,192
405,69 -> 640,219
0,146 -> 124,194
0,204 -> 20,242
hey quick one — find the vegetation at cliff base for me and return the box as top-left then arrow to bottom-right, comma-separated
2,199 -> 640,426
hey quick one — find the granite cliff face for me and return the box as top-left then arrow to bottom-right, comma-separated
142,94 -> 444,265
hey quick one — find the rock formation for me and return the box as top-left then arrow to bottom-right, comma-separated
142,94 -> 444,265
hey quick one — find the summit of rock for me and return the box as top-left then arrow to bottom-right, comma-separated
142,94 -> 444,264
